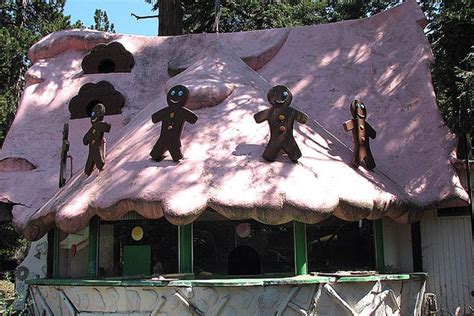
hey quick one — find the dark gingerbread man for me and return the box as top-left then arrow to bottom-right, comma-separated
83,103 -> 111,176
343,99 -> 376,170
150,85 -> 198,162
254,85 -> 308,162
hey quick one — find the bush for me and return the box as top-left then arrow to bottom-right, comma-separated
0,222 -> 27,271
0,272 -> 15,315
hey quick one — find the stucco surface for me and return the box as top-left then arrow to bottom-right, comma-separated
0,0 -> 469,240
30,278 -> 425,315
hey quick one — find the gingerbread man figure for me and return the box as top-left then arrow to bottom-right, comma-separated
150,85 -> 198,162
343,99 -> 376,170
254,85 -> 308,162
83,103 -> 111,176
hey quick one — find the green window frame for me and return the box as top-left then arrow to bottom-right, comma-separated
178,224 -> 193,274
48,219 -> 329,279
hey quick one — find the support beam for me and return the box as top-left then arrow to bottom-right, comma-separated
179,224 -> 193,274
294,221 -> 308,275
411,221 -> 423,272
52,227 -> 60,278
47,230 -> 53,277
374,219 -> 385,272
463,132 -> 473,234
88,216 -> 99,277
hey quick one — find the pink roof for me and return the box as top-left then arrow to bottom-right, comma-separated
0,0 -> 469,240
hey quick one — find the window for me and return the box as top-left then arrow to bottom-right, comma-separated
193,211 -> 294,276
58,228 -> 89,278
54,213 -> 377,279
98,215 -> 178,277
307,217 -> 375,273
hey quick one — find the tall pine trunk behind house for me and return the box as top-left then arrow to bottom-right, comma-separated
159,0 -> 183,35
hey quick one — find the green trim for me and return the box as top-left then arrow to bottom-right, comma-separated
88,216 -> 99,277
47,230 -> 53,277
26,273 -> 426,287
52,227 -> 60,278
171,276 -> 330,287
294,221 -> 307,275
374,219 -> 385,272
179,224 -> 193,274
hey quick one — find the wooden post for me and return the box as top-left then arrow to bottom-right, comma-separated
52,227 -> 60,278
463,132 -> 473,234
411,221 -> 423,272
179,224 -> 193,274
88,216 -> 99,277
294,221 -> 308,275
374,219 -> 385,272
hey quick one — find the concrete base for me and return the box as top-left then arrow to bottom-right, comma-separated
27,275 -> 425,315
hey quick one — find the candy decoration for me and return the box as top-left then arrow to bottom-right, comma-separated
343,99 -> 376,170
150,85 -> 198,162
254,85 -> 308,162
83,103 -> 111,175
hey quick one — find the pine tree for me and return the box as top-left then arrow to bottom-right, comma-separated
429,0 -> 473,136
0,0 -> 82,145
90,9 -> 116,33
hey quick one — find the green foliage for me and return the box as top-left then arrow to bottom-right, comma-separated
455,53 -> 473,133
181,0 -> 401,34
182,0 -> 215,33
91,9 -> 116,33
429,0 -> 473,135
0,271 -> 15,314
0,0 -> 82,146
330,0 -> 400,20
216,1 -> 329,32
0,271 -> 28,316
0,294 -> 15,316
0,25 -> 30,143
0,222 -> 27,267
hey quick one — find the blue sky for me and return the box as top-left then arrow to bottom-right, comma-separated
64,0 -> 158,36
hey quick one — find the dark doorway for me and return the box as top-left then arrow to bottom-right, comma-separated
193,210 -> 294,276
228,245 -> 261,275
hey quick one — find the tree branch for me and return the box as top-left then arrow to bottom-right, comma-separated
131,12 -> 159,20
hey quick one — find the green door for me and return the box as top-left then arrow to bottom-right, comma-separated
123,245 -> 151,276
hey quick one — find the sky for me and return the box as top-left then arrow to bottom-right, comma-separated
64,0 -> 158,36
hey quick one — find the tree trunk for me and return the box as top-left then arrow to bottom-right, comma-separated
158,0 -> 183,36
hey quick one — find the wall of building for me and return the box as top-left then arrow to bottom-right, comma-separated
13,236 -> 48,310
420,209 -> 473,314
383,218 -> 413,273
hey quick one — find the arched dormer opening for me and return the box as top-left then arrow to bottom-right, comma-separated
68,81 -> 125,119
82,42 -> 134,74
